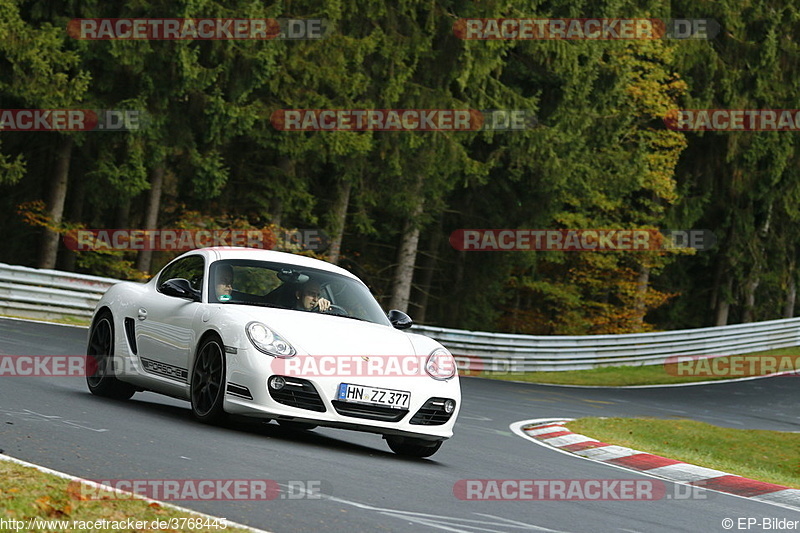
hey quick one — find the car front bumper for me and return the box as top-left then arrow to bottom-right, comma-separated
223,347 -> 461,441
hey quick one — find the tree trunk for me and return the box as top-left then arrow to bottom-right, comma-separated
783,274 -> 796,318
269,200 -> 283,227
326,179 -> 351,264
709,256 -> 724,316
135,165 -> 165,273
270,157 -> 294,227
632,263 -> 650,330
714,276 -> 733,326
389,184 -> 425,313
413,218 -> 443,324
741,276 -> 759,323
511,289 -> 521,334
116,196 -> 131,228
59,161 -> 87,272
741,202 -> 770,323
709,224 -> 734,318
38,136 -> 73,269
446,249 -> 466,327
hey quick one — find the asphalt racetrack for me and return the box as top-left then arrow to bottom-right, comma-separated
1,317 -> 798,532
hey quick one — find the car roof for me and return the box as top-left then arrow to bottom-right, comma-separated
191,247 -> 360,281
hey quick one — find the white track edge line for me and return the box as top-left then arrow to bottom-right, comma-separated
0,453 -> 270,533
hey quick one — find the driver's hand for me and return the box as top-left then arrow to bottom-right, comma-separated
316,298 -> 331,312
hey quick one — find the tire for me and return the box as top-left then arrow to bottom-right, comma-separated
190,335 -> 227,424
385,436 -> 443,458
86,311 -> 136,400
277,420 -> 318,431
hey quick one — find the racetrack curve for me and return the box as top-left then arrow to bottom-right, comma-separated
1,317 -> 798,532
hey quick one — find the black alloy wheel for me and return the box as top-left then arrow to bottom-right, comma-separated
191,336 -> 227,423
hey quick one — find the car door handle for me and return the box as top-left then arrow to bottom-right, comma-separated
137,308 -> 148,321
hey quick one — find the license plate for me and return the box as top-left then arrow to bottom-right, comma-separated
337,383 -> 410,409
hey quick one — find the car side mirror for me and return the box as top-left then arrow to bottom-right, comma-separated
387,309 -> 412,330
160,278 -> 201,302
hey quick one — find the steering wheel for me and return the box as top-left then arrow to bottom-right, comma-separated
320,304 -> 348,316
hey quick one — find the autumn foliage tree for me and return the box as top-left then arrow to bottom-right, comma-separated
1,0 -> 799,333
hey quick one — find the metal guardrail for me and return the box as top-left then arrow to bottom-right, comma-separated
412,321 -> 800,371
1,262 -> 798,370
0,263 -> 118,320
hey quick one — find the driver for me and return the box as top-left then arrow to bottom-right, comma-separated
215,264 -> 234,301
296,279 -> 331,312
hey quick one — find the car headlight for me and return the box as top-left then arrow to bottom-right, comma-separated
426,348 -> 457,380
246,322 -> 296,358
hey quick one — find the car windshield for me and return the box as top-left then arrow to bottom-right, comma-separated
208,259 -> 391,326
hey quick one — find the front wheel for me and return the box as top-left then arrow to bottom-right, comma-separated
190,335 -> 227,424
385,436 -> 443,458
86,311 -> 136,400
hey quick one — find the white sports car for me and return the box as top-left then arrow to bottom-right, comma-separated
86,247 -> 460,457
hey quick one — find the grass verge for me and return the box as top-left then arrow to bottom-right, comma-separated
564,417 -> 800,489
0,459 -> 256,532
471,347 -> 800,386
0,313 -> 91,327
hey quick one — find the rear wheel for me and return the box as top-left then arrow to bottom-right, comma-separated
190,335 -> 227,424
385,436 -> 443,458
86,311 -> 136,400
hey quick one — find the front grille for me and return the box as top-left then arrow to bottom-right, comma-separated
410,397 -> 455,425
331,401 -> 408,422
268,376 -> 326,412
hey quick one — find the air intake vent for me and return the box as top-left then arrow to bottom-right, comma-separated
410,397 -> 455,425
331,401 -> 408,422
124,317 -> 138,355
268,377 -> 326,412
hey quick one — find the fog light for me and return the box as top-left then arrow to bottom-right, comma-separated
444,399 -> 456,414
269,375 -> 286,390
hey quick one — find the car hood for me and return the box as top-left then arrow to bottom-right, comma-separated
241,308 -> 416,356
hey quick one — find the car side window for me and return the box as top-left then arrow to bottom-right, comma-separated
157,255 -> 205,293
